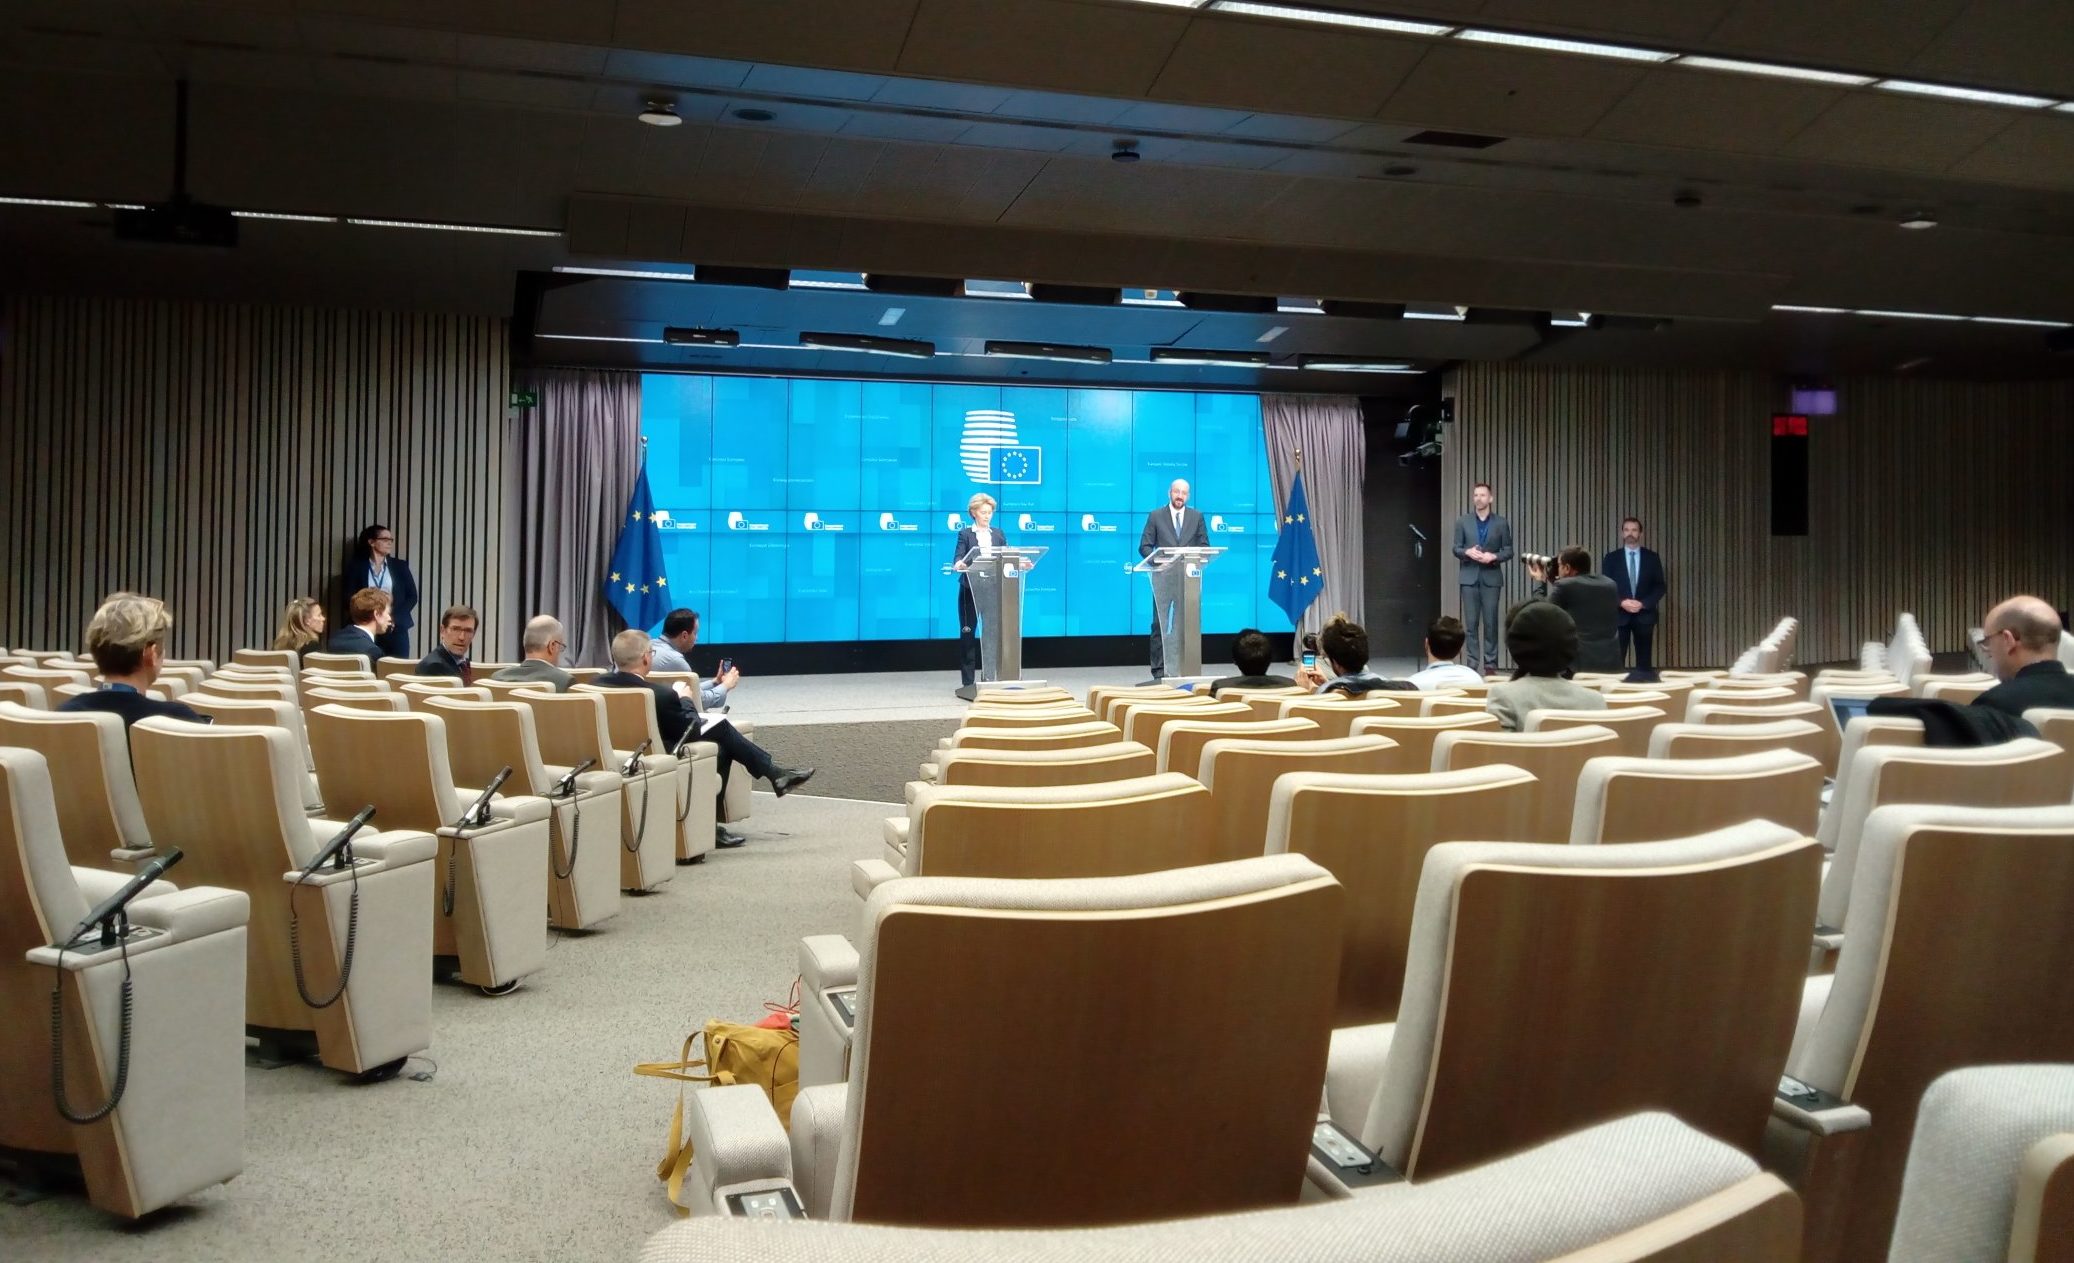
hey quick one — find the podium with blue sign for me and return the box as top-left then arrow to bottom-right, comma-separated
947,545 -> 1049,701
1132,546 -> 1226,678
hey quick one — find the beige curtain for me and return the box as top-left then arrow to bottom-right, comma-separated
511,369 -> 644,667
1263,395 -> 1366,637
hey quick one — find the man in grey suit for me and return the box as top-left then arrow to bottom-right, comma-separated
1529,547 -> 1623,673
1138,478 -> 1208,679
492,615 -> 574,692
1451,481 -> 1513,675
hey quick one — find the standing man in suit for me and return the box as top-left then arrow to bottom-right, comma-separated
344,523 -> 419,660
1529,547 -> 1622,673
327,588 -> 390,663
1604,516 -> 1667,672
953,492 -> 1010,693
1138,478 -> 1208,679
1450,481 -> 1513,676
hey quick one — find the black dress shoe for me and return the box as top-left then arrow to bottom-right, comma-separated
768,767 -> 815,798
715,825 -> 747,849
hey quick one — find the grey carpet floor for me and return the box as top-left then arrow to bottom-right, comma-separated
8,790 -> 892,1262
759,717 -> 960,804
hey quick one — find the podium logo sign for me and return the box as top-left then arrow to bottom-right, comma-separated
961,408 -> 1043,485
1078,514 -> 1119,533
877,513 -> 919,532
1017,513 -> 1057,533
1209,515 -> 1246,534
725,511 -> 772,532
802,512 -> 846,532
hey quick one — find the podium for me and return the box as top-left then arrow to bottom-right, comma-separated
947,545 -> 1048,702
1132,546 -> 1226,678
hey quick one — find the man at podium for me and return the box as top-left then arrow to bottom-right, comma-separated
1138,478 -> 1208,679
954,491 -> 1009,691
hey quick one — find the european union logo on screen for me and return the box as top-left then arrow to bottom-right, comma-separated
989,445 -> 1042,484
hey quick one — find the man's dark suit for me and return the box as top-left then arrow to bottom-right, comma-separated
954,523 -> 1008,688
594,670 -> 774,796
326,625 -> 384,664
344,556 -> 418,659
1451,511 -> 1514,673
59,686 -> 208,730
1534,572 -> 1623,673
1138,505 -> 1208,678
416,645 -> 473,684
1604,546 -> 1668,671
1973,661 -> 2074,720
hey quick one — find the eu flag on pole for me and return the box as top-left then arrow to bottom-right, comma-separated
604,461 -> 672,632
1269,470 -> 1323,628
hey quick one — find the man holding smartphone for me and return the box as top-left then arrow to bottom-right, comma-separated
650,607 -> 739,712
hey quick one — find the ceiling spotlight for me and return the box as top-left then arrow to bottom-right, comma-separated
1111,140 -> 1142,164
1149,348 -> 1272,367
1898,213 -> 1938,230
662,327 -> 740,347
733,107 -> 775,122
801,331 -> 935,359
638,100 -> 682,128
985,340 -> 1113,364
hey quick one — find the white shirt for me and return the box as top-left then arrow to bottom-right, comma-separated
1408,661 -> 1485,690
368,558 -> 393,593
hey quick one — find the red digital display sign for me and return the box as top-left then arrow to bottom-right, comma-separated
1771,414 -> 1809,437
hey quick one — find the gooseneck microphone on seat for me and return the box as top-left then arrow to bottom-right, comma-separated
552,758 -> 597,799
302,806 -> 377,880
620,738 -> 651,778
461,766 -> 514,828
70,848 -> 185,947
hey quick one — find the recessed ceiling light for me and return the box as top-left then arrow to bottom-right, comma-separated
1874,79 -> 2055,109
1897,214 -> 1937,230
1455,28 -> 1675,62
0,195 -> 95,208
1207,2 -> 1454,35
1855,309 -> 1967,321
1402,305 -> 1467,321
1256,326 -> 1288,343
802,331 -> 935,358
984,340 -> 1113,364
733,108 -> 775,122
1150,348 -> 1272,367
1297,356 -> 1422,373
536,333 -> 666,344
1772,305 -> 1849,314
1673,55 -> 1875,87
233,210 -> 340,223
102,202 -> 148,211
346,218 -> 559,237
1972,316 -> 2072,328
964,279 -> 1033,300
638,101 -> 682,127
662,327 -> 741,347
553,265 -> 699,281
1275,300 -> 1325,315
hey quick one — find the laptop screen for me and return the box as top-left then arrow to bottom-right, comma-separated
1829,695 -> 1875,733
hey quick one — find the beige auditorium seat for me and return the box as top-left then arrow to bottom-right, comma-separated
196,676 -> 298,707
1265,765 -> 1537,1025
1349,712 -> 1503,773
304,704 -> 550,994
0,747 -> 249,1219
12,649 -> 82,666
1274,695 -> 1408,739
647,1112 -> 1801,1261
866,773 -> 1216,897
374,657 -> 420,679
1104,690 -> 1212,729
216,663 -> 296,682
128,717 -> 435,1077
0,703 -> 156,867
1662,668 -> 1729,683
1323,822 -> 1820,1187
580,684 -> 720,865
1814,735 -> 2069,950
1197,735 -> 1400,862
1085,682 -> 1192,721
1526,704 -> 1667,758
303,651 -> 371,674
1650,718 -> 1829,765
964,704 -> 1097,731
1888,1064 -> 2074,1263
512,688 -> 676,891
394,675 -> 473,692
971,685 -> 1075,706
1685,685 -> 1796,720
178,692 -> 327,816
1431,725 -> 1624,843
1690,698 -> 1825,726
0,680 -> 49,709
1772,805 -> 2074,1263
1912,672 -> 1997,704
918,742 -> 1155,793
2028,707 -> 2074,758
1123,699 -> 1252,751
155,662 -> 211,692
929,719 -> 1122,759
1570,749 -> 1823,845
1808,679 -> 1913,770
1419,694 -> 1491,718
397,683 -> 491,711
476,677 -> 546,698
703,856 -> 1341,1226
1158,717 -> 1317,778
305,688 -> 409,713
234,648 -> 301,669
422,696 -> 622,932
298,676 -> 390,705
4,663 -> 93,692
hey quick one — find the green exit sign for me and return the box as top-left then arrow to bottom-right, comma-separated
510,387 -> 540,408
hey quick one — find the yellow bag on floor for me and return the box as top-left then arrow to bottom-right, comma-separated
635,1018 -> 800,1214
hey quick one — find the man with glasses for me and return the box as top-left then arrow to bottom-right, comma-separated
416,605 -> 480,684
494,615 -> 574,692
1972,595 -> 2074,718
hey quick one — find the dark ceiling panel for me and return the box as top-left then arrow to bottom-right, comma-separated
896,0 -> 1189,96
1147,17 -> 1426,120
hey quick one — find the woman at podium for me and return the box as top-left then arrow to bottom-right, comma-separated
954,492 -> 1009,692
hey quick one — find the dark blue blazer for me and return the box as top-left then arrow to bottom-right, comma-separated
59,687 -> 207,730
326,625 -> 384,661
1603,546 -> 1667,629
345,557 -> 419,633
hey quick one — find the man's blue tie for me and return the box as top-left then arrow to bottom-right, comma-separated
1628,550 -> 1638,592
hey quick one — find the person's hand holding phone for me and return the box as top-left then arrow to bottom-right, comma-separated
716,660 -> 740,691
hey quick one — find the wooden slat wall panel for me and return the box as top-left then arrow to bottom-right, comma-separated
0,296 -> 512,664
1439,364 -> 2074,668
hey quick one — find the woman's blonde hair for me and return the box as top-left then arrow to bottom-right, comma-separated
967,492 -> 997,515
85,592 -> 173,675
274,596 -> 322,651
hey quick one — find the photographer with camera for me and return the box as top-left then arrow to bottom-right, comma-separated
1526,546 -> 1623,673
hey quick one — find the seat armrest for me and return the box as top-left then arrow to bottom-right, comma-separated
437,811 -> 536,842
799,935 -> 860,993
490,792 -> 552,825
70,866 -> 178,906
904,779 -> 923,804
110,845 -> 159,866
851,859 -> 900,900
1303,1119 -> 1405,1198
283,826 -> 437,882
1773,1077 -> 1872,1136
123,885 -> 251,940
683,1083 -> 796,1216
1811,922 -> 1845,952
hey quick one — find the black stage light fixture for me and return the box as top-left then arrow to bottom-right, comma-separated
1027,283 -> 1122,306
864,274 -> 963,298
984,340 -> 1113,364
1320,299 -> 1407,321
662,327 -> 741,347
800,331 -> 935,359
694,265 -> 789,290
1177,291 -> 1276,314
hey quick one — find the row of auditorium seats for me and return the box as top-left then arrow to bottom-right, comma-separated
657,664 -> 2074,1261
0,648 -> 767,1219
